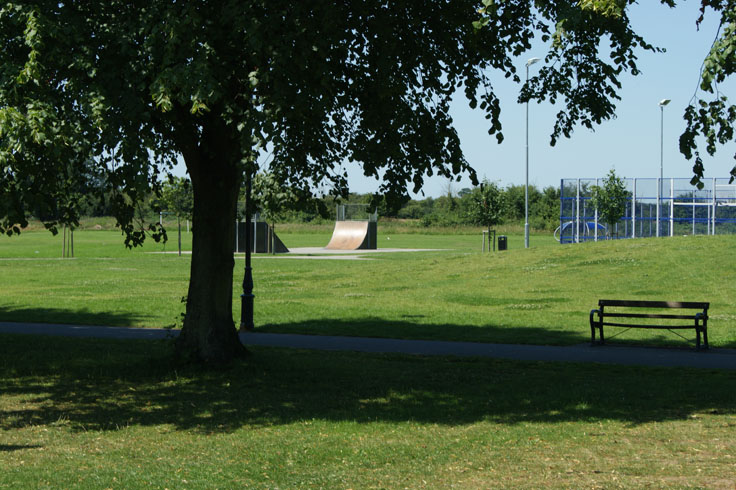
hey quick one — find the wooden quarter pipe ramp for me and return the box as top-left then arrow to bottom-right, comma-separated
325,221 -> 377,250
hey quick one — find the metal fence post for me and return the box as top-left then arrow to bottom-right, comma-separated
669,178 -> 674,237
656,178 -> 661,237
632,178 -> 637,239
576,179 -> 580,243
712,178 -> 717,235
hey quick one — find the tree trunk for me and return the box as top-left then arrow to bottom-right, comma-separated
175,153 -> 247,363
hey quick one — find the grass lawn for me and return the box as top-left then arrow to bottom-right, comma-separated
0,226 -> 734,348
1,225 -> 735,487
1,334 -> 735,488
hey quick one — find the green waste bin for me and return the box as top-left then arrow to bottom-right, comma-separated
498,235 -> 507,251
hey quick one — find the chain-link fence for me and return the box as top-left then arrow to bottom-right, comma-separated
336,204 -> 378,222
558,178 -> 736,244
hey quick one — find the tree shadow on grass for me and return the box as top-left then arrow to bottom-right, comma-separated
257,317 -> 733,349
1,333 -> 734,435
0,305 -> 155,328
258,318 -> 590,345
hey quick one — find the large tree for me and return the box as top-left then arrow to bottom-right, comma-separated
0,1 -> 718,362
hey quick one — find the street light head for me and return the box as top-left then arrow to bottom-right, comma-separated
659,99 -> 671,107
526,57 -> 541,67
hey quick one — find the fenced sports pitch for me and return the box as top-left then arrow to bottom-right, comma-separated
558,177 -> 736,243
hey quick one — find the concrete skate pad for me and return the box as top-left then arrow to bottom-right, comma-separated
325,221 -> 377,250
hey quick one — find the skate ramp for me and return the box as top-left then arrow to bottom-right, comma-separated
325,221 -> 377,250
235,222 -> 289,253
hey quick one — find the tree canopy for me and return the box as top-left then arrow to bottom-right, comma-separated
680,0 -> 736,186
1,1 -> 732,362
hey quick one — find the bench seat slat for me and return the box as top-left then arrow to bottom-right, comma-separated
602,312 -> 705,320
601,321 -> 699,329
599,300 -> 709,309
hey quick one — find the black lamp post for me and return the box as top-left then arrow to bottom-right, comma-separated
239,169 -> 255,332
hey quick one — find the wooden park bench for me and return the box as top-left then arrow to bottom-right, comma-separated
590,300 -> 709,349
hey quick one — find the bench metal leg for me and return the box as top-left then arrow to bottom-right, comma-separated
590,310 -> 597,345
695,313 -> 709,350
695,316 -> 709,350
590,309 -> 603,346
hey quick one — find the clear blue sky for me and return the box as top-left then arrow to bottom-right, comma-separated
167,3 -> 734,199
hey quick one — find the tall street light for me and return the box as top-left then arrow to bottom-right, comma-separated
525,56 -> 541,249
658,98 -> 670,238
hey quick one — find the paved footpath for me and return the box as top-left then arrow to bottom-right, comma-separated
1,321 -> 735,370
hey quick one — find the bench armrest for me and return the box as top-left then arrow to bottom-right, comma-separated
590,309 -> 601,325
590,309 -> 603,344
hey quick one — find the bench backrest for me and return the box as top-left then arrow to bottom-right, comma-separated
599,300 -> 709,310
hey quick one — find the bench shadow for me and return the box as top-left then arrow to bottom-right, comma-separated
1,333 -> 734,435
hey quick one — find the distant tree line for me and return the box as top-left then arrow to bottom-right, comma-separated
33,174 -> 561,232
234,178 -> 561,230
389,183 -> 561,230
260,180 -> 562,230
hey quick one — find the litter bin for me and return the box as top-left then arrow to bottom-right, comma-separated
497,235 -> 507,251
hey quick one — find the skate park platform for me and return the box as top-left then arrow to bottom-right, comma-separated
290,246 -> 442,254
237,247 -> 446,260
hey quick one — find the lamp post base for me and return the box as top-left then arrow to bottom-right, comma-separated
239,292 -> 255,332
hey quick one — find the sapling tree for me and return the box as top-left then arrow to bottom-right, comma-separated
160,177 -> 194,222
468,180 -> 506,244
159,176 -> 194,255
590,169 -> 629,238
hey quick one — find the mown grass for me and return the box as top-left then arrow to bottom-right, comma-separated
0,227 -> 734,348
1,228 -> 735,488
0,334 -> 735,489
